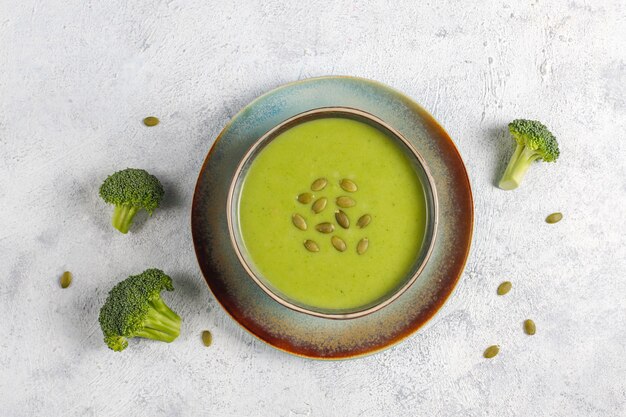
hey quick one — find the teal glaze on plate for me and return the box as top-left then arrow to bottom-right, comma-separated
192,76 -> 473,359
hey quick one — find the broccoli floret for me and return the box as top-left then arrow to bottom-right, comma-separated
99,168 -> 164,233
498,119 -> 560,190
98,269 -> 181,352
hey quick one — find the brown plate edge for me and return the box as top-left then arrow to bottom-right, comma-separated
190,76 -> 474,360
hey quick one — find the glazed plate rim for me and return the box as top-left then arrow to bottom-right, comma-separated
191,76 -> 474,360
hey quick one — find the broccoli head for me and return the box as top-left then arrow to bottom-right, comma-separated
498,119 -> 560,190
99,168 -> 164,233
98,268 -> 181,352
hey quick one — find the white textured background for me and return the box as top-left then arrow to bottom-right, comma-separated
1,1 -> 625,416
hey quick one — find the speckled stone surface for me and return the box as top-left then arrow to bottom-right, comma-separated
1,1 -> 625,416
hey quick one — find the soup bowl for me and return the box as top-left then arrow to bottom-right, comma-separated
226,107 -> 438,319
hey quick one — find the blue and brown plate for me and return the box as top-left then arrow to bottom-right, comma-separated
191,76 -> 473,359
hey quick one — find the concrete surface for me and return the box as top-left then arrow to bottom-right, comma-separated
1,1 -> 625,416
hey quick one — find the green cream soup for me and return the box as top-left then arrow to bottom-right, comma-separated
238,117 -> 428,311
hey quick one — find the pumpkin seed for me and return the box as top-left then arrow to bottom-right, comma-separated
336,196 -> 356,208
311,178 -> 328,191
335,210 -> 350,229
292,214 -> 307,231
60,271 -> 72,289
340,178 -> 358,192
315,222 -> 335,234
546,212 -> 563,224
297,192 -> 313,204
304,240 -> 320,252
483,345 -> 499,359
201,330 -> 212,347
142,116 -> 160,127
524,319 -> 536,335
331,236 -> 347,252
312,197 -> 328,213
497,281 -> 512,296
357,238 -> 369,255
357,214 -> 371,228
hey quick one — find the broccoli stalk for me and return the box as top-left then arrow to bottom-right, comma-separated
498,142 -> 542,190
498,119 -> 560,190
111,205 -> 139,234
133,298 -> 181,342
99,269 -> 182,352
99,168 -> 164,234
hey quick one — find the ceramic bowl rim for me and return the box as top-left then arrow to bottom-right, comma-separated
226,106 -> 439,319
